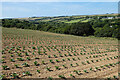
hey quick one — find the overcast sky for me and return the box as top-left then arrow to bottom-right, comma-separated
1,1 -> 119,18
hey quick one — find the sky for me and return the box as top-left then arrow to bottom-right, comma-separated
1,2 -> 118,18
1,0 -> 120,2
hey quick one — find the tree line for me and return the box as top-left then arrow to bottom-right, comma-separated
2,18 -> 120,39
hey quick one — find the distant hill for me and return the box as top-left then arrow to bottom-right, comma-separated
16,13 -> 118,23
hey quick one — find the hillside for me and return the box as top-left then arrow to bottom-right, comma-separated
17,14 -> 118,23
2,13 -> 120,39
1,27 -> 119,79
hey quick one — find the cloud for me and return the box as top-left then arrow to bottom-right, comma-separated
1,0 -> 120,2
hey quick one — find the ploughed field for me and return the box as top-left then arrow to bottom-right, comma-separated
1,28 -> 119,79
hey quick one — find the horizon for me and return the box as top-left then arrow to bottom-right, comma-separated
1,2 -> 118,19
2,13 -> 118,19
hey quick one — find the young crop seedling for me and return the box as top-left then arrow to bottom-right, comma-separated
48,77 -> 53,80
8,50 -> 12,53
67,58 -> 70,61
32,52 -> 35,55
43,52 -> 47,55
56,59 -> 59,62
78,57 -> 80,60
2,65 -> 10,70
81,62 -> 86,65
110,57 -> 113,59
62,65 -> 67,68
17,53 -> 22,57
58,75 -> 66,79
64,54 -> 67,57
73,53 -> 76,56
14,64 -> 19,68
95,67 -> 99,70
38,51 -> 42,55
89,56 -> 91,58
91,60 -> 94,63
10,73 -> 19,79
86,61 -> 90,64
76,63 -> 79,66
113,75 -> 117,79
86,57 -> 88,59
34,61 -> 39,66
37,70 -> 40,73
49,60 -> 54,63
80,53 -> 83,55
77,53 -> 79,55
109,63 -> 113,66
96,60 -> 99,62
35,57 -> 39,59
100,65 -> 104,68
70,64 -> 73,67
54,55 -> 57,58
68,53 -> 72,56
25,52 -> 29,56
62,59 -> 65,61
59,54 -> 63,57
17,58 -> 24,61
32,46 -> 36,49
2,56 -> 6,58
73,70 -> 79,75
10,59 -> 15,62
23,71 -> 31,76
27,57 -> 31,60
46,67 -> 52,71
72,58 -> 76,61
55,66 -> 60,70
90,67 -> 93,71
83,70 -> 88,73
11,55 -> 14,57
1,59 -> 6,63
42,60 -> 45,65
48,55 -> 51,58
22,62 -> 29,67
70,74 -> 75,78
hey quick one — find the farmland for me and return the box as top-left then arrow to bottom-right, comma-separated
1,27 -> 119,79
